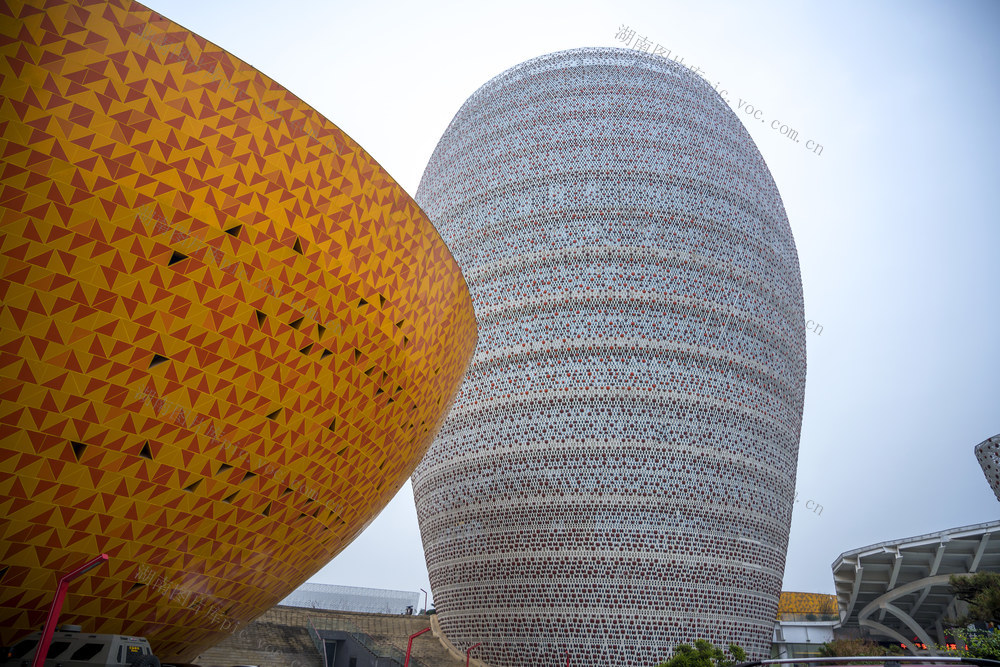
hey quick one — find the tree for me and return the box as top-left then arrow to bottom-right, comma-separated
943,627 -> 1000,661
655,639 -> 747,667
949,572 -> 1000,626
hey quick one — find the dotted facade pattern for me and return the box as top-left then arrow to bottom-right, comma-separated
975,434 -> 1000,502
0,0 -> 476,660
411,48 -> 806,665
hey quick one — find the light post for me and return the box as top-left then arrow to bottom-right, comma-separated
404,626 -> 431,667
466,641 -> 482,666
420,587 -> 428,614
33,553 -> 109,667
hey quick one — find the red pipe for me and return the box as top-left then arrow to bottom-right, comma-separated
33,554 -> 109,667
466,641 -> 482,666
566,649 -> 571,667
404,626 -> 431,667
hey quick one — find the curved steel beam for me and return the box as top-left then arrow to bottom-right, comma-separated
856,572 -> 976,655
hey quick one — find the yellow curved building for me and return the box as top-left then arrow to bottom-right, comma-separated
0,0 -> 477,660
776,592 -> 838,620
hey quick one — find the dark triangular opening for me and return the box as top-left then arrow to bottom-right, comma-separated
381,371 -> 388,381
298,512 -> 308,520
292,238 -> 303,254
282,487 -> 293,496
217,463 -> 232,474
403,335 -> 409,346
265,408 -> 282,420
255,310 -> 266,327
433,367 -> 440,375
70,441 -> 87,461
354,348 -> 362,361
224,224 -> 242,237
364,366 -> 375,377
222,491 -> 238,504
387,397 -> 394,404
357,298 -> 368,307
182,479 -> 201,493
289,317 -> 304,330
395,320 -> 404,328
139,441 -> 153,460
168,251 -> 188,266
241,471 -> 256,483
300,344 -> 313,355
378,294 -> 386,308
328,419 -> 336,432
127,581 -> 145,594
148,354 -> 168,368
316,324 -> 326,338
320,348 -> 332,359
336,446 -> 348,457
262,502 -> 271,517
375,388 -> 384,396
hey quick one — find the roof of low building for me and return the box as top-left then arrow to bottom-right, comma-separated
831,520 -> 1000,649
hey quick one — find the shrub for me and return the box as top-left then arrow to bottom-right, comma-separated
817,638 -> 902,659
655,639 -> 747,667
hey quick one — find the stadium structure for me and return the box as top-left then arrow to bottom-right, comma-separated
278,583 -> 420,615
411,47 -> 807,665
832,520 -> 1000,651
0,0 -> 476,661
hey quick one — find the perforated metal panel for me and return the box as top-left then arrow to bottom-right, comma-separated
975,434 -> 1000,501
412,47 -> 806,665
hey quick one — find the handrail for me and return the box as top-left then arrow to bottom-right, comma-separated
306,616 -> 327,666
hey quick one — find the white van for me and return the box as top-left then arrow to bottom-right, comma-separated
2,627 -> 159,667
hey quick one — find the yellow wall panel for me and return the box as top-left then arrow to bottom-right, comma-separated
0,0 -> 477,661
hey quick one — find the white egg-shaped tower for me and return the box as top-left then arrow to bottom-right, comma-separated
412,47 -> 807,666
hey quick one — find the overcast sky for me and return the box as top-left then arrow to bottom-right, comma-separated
144,0 -> 1000,604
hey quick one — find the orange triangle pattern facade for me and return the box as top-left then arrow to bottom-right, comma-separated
0,0 -> 477,660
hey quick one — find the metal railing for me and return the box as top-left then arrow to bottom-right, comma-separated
306,616 -> 328,666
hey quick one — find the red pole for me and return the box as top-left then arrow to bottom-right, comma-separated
466,641 -> 482,666
565,649 -> 570,667
404,627 -> 431,667
32,554 -> 109,667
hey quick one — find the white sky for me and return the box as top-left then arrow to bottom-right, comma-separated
144,0 -> 1000,604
